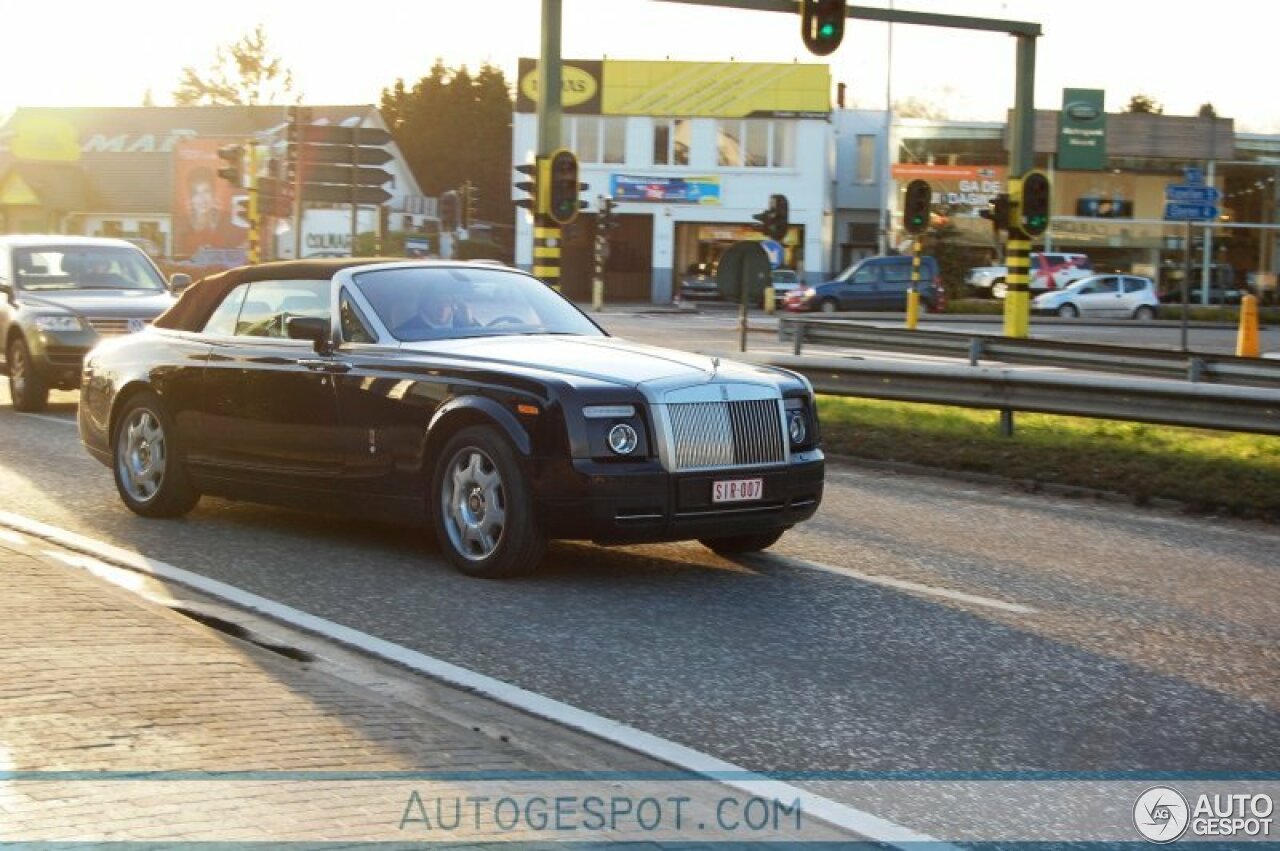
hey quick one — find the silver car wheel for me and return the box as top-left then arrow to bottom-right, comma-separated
117,407 -> 167,503
9,342 -> 26,398
441,446 -> 507,562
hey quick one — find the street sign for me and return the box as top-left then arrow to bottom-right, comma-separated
289,143 -> 394,166
1165,184 -> 1222,203
298,124 -> 392,146
299,184 -> 393,205
304,163 -> 392,186
759,239 -> 784,268
1183,166 -> 1205,185
1163,202 -> 1219,221
715,241 -> 771,302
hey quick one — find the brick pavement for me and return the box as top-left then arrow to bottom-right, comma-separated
0,536 -> 854,845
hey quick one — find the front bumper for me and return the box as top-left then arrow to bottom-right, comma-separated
537,452 -> 825,544
23,330 -> 96,390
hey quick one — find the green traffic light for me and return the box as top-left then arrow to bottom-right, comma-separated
819,22 -> 836,38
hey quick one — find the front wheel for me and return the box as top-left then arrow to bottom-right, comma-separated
700,529 -> 785,555
1056,303 -> 1079,318
819,298 -> 838,314
113,391 -> 200,517
1133,305 -> 1156,320
431,425 -> 545,578
7,336 -> 49,413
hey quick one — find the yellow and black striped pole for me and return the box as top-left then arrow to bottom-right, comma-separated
246,143 -> 260,264
533,214 -> 562,291
1003,175 -> 1031,338
906,238 -> 922,330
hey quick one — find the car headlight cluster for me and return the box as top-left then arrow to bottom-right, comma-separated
33,314 -> 85,332
584,404 -> 646,457
783,396 -> 816,449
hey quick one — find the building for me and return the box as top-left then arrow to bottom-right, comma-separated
512,59 -> 834,303
0,105 -> 430,262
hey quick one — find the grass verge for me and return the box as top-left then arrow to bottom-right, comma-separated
816,395 -> 1280,522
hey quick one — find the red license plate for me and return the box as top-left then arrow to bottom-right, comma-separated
712,478 -> 763,504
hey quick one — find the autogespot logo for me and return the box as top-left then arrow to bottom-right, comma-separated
1135,787 -> 1190,843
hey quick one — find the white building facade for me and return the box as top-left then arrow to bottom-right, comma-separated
512,59 -> 835,303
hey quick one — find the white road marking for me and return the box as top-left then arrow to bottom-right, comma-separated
0,509 -> 953,851
17,412 -> 76,427
764,554 -> 1039,615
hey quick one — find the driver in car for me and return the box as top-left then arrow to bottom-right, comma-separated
397,287 -> 477,334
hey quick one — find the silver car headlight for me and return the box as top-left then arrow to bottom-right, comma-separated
33,314 -> 85,332
607,423 -> 639,455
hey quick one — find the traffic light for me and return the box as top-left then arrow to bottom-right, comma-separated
514,159 -> 543,215
1019,170 -> 1051,236
752,195 -> 789,241
461,181 -> 478,229
800,0 -> 846,56
217,144 -> 244,186
547,148 -> 587,225
979,193 -> 1010,233
903,179 -> 931,234
440,190 -> 459,232
598,196 -> 620,232
232,195 -> 250,225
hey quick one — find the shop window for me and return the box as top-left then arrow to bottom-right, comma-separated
718,120 -> 792,168
653,119 -> 690,166
856,135 -> 877,184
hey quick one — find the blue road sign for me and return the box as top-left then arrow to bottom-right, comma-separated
1164,202 -> 1219,221
759,239 -> 784,268
1183,167 -> 1205,185
1165,184 -> 1222,203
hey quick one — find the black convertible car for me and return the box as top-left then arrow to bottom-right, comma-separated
78,259 -> 824,577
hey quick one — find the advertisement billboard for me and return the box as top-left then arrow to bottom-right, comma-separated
172,139 -> 247,259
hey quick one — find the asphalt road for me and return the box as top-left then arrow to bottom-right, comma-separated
2,381 -> 1277,786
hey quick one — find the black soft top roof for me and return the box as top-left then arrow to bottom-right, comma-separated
153,258 -> 394,332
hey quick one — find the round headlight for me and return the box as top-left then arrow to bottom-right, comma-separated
607,423 -> 639,455
787,411 -> 807,445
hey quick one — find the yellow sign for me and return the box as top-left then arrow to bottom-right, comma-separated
0,173 -> 40,205
10,115 -> 82,162
519,65 -> 601,109
603,61 -> 829,118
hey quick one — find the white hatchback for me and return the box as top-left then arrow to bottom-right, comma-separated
1031,273 -> 1160,319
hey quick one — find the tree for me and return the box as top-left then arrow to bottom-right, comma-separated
1198,102 -> 1219,119
1125,93 -> 1163,115
380,60 -> 514,227
893,95 -> 949,120
173,25 -> 297,106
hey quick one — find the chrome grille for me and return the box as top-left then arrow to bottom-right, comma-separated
87,317 -> 147,336
668,399 -> 785,471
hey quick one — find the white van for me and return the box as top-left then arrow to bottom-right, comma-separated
965,252 -> 1093,298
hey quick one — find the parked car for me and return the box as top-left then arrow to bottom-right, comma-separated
967,251 -> 1093,298
770,268 -> 802,307
1031,273 -> 1160,319
79,259 -> 825,578
1,235 -> 185,412
678,261 -> 721,302
784,255 -> 945,313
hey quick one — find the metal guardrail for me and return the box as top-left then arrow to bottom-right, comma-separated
742,352 -> 1280,436
777,317 -> 1280,388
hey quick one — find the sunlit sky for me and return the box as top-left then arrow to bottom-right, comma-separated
2,0 -> 1275,133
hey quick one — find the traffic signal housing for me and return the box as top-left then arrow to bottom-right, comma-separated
979,193 -> 1010,233
598,196 -> 620,232
753,194 -> 790,241
801,0 -> 846,56
461,181 -> 478,229
217,144 -> 244,186
547,149 -> 587,225
1019,170 -> 1051,237
903,179 -> 931,234
440,190 -> 460,232
514,159 -> 543,215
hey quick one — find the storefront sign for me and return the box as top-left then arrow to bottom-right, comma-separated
611,174 -> 721,204
1059,88 -> 1107,171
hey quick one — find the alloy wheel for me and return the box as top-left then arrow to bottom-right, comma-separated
441,446 -> 507,562
117,408 -> 168,503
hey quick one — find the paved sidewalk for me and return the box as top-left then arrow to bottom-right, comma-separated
0,536 -> 852,845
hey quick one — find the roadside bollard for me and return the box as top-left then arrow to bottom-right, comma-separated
763,286 -> 775,315
1236,294 -> 1260,357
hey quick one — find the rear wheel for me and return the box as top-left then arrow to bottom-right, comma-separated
113,391 -> 200,517
7,336 -> 49,413
432,425 -> 545,578
699,529 -> 785,555
1056,303 -> 1079,318
1133,305 -> 1156,320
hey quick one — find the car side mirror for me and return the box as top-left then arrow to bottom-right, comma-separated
169,273 -> 193,294
286,315 -> 333,355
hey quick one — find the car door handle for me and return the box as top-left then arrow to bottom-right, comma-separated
300,359 -> 351,374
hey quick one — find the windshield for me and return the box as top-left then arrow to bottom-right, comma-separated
351,266 -> 606,343
14,246 -> 167,292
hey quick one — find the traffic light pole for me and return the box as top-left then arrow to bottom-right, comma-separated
532,0 -> 566,290
1003,34 -> 1038,339
246,144 -> 260,264
907,238 -> 921,330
